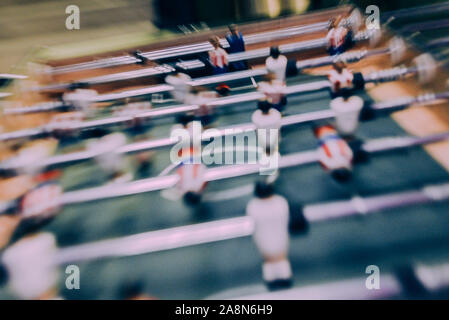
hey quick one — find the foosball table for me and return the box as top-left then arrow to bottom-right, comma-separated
1,3 -> 449,300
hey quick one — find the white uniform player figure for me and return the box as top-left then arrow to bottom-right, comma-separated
265,46 -> 288,83
330,95 -> 364,138
315,125 -> 354,182
47,111 -> 85,137
328,61 -> 354,99
1,232 -> 61,300
246,181 -> 292,290
172,114 -> 207,205
2,143 -> 54,176
86,132 -> 132,183
252,99 -> 282,156
257,72 -> 287,112
165,68 -> 192,104
62,88 -> 98,116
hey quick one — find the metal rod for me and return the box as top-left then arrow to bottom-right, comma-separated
54,180 -> 449,264
0,131 -> 440,212
0,74 -> 28,80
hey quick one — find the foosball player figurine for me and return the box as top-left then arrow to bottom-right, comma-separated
246,181 -> 292,290
329,95 -> 364,139
257,72 -> 287,112
113,102 -> 155,178
226,24 -> 247,71
165,67 -> 192,104
265,46 -> 287,83
172,115 -> 207,205
1,232 -> 61,300
252,99 -> 282,154
187,88 -> 217,129
176,146 -> 207,206
0,142 -> 63,247
314,124 -> 354,182
328,61 -> 355,99
62,88 -> 98,117
326,15 -> 352,55
208,36 -> 229,75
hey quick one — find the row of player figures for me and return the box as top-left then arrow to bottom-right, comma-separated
0,43 -> 435,144
32,7 -> 363,77
36,2 -> 447,78
2,176 -> 449,299
0,48 -> 440,184
24,24 -> 384,102
1,125 -> 449,296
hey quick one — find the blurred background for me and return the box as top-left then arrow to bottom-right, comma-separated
0,0 -> 447,72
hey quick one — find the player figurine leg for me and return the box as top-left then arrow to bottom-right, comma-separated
246,182 -> 292,290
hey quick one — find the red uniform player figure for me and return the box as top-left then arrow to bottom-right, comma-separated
226,24 -> 247,71
328,61 -> 354,99
315,124 -> 354,182
208,36 -> 229,75
265,46 -> 287,83
246,181 -> 292,290
171,115 -> 207,205
326,16 -> 352,56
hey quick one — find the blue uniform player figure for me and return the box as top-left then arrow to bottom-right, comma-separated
226,24 -> 247,71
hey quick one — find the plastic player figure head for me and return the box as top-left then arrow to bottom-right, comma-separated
257,99 -> 272,115
270,46 -> 280,60
228,24 -> 238,36
176,113 -> 195,128
333,61 -> 346,73
254,180 -> 275,198
209,36 -> 221,50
